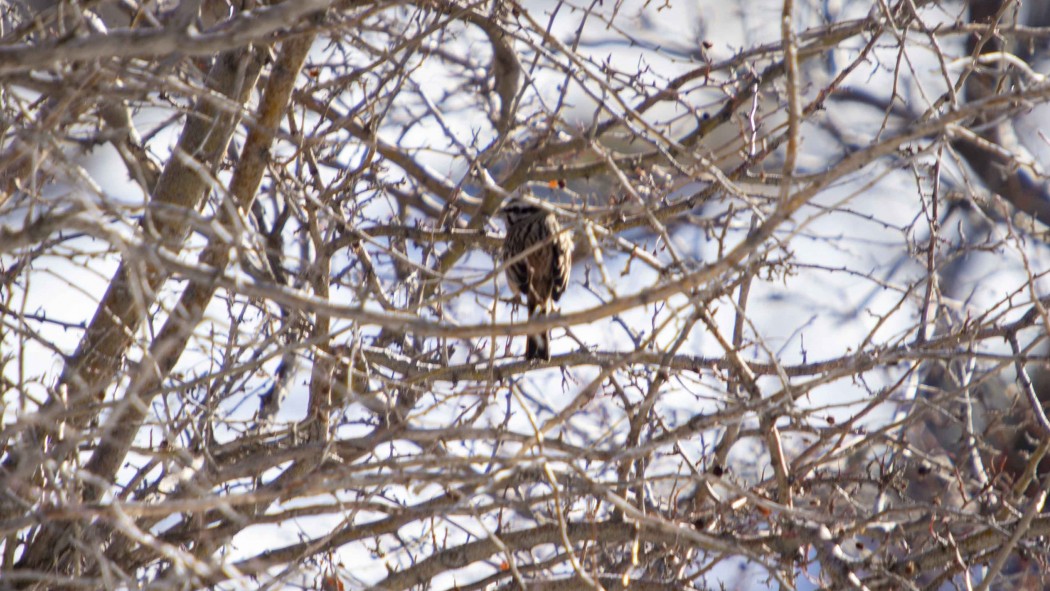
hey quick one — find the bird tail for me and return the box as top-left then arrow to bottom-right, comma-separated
526,331 -> 550,361
525,298 -> 553,361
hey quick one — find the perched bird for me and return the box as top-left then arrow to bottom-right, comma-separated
500,197 -> 572,360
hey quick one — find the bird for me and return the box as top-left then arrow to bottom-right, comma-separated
500,196 -> 572,361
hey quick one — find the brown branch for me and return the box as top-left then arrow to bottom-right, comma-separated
0,0 -> 337,76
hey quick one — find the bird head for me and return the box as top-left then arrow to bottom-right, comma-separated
498,196 -> 540,225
